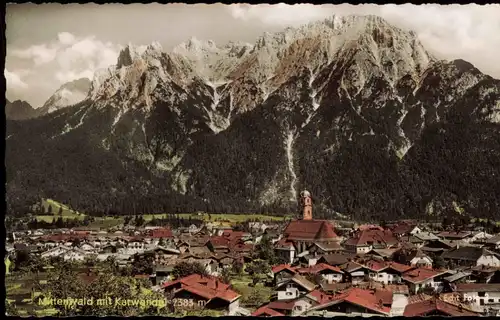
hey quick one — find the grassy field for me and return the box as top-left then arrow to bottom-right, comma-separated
143,213 -> 291,223
33,198 -> 291,227
230,273 -> 272,310
35,199 -> 86,222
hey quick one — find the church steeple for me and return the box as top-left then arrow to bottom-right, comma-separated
300,190 -> 313,220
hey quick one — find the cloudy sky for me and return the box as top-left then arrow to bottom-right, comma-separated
5,3 -> 500,107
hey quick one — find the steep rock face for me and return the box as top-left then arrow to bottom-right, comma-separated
38,78 -> 92,115
5,99 -> 39,121
6,14 -> 500,219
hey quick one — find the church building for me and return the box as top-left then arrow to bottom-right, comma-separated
277,190 -> 339,263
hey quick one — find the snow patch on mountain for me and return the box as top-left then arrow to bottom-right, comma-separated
39,78 -> 91,115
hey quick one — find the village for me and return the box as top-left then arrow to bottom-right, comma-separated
6,190 -> 500,317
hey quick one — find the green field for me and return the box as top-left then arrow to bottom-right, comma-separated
143,213 -> 291,223
33,199 -> 291,226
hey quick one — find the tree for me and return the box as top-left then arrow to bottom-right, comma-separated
433,255 -> 446,269
242,287 -> 268,307
172,261 -> 208,279
221,267 -> 232,284
231,259 -> 244,275
245,260 -> 271,285
131,252 -> 154,275
39,268 -> 166,316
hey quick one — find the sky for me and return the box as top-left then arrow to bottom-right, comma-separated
5,3 -> 500,107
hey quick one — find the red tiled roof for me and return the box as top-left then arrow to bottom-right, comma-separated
391,223 -> 416,235
358,224 -> 384,231
344,229 -> 399,247
148,228 -> 173,238
267,300 -> 295,311
272,264 -> 297,274
402,268 -> 446,284
297,263 -> 343,275
404,297 -> 479,316
252,306 -> 285,316
283,220 -> 338,241
274,238 -> 295,249
315,287 -> 391,315
373,289 -> 393,306
163,274 -> 240,302
363,260 -> 414,273
308,289 -> 336,304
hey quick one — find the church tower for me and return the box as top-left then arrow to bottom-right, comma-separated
300,190 -> 313,220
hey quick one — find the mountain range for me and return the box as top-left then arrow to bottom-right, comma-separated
5,78 -> 91,120
6,15 -> 500,221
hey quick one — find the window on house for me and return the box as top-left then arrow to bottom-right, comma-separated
489,299 -> 494,303
286,292 -> 293,296
480,299 -> 485,306
479,292 -> 486,297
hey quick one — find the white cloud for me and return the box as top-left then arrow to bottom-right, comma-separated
57,32 -> 76,45
7,32 -> 121,106
9,32 -> 121,84
5,69 -> 28,91
228,4 -> 335,26
10,44 -> 58,65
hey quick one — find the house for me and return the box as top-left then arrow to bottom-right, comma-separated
398,235 -> 425,248
276,274 -> 316,301
407,249 -> 433,268
403,297 -> 480,316
442,247 -> 500,268
391,222 -> 419,237
412,231 -> 440,244
316,252 -> 357,267
307,242 -> 344,257
153,265 -> 175,286
386,285 -> 410,316
364,260 -> 414,285
272,264 -> 297,286
274,239 -> 297,264
305,287 -> 391,316
402,267 -> 452,294
343,229 -> 399,254
437,231 -> 473,243
253,289 -> 334,316
251,305 -> 285,317
470,265 -> 500,283
482,234 -> 500,249
367,248 -> 398,260
340,261 -> 372,285
146,247 -> 181,265
420,239 -> 454,255
162,274 -> 241,315
296,263 -> 344,284
454,283 -> 500,310
443,271 -> 474,286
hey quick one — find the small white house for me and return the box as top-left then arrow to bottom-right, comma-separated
455,283 -> 500,310
276,274 -> 316,301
